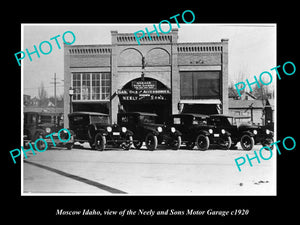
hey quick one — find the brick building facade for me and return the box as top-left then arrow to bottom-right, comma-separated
64,29 -> 228,126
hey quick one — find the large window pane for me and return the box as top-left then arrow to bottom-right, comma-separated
180,71 -> 220,99
72,72 -> 110,101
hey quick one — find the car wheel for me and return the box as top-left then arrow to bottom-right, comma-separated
35,134 -> 47,150
221,136 -> 232,150
171,136 -> 182,150
94,133 -> 106,151
240,135 -> 254,151
195,134 -> 210,151
145,134 -> 158,151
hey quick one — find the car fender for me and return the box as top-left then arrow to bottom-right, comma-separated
146,129 -> 159,136
126,130 -> 134,136
174,130 -> 182,136
242,130 -> 255,137
34,129 -> 46,139
95,129 -> 107,136
223,130 -> 231,137
197,130 -> 210,136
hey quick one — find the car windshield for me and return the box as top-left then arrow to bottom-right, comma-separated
193,116 -> 207,125
39,115 -> 52,123
90,115 -> 109,124
226,117 -> 236,126
140,115 -> 156,124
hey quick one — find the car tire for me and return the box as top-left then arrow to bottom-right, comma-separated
222,136 -> 232,150
240,135 -> 254,151
171,136 -> 182,150
94,133 -> 106,151
145,134 -> 158,151
34,133 -> 47,150
195,134 -> 210,151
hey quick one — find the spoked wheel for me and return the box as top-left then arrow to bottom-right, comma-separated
35,134 -> 47,150
220,136 -> 232,150
195,134 -> 210,151
240,134 -> 254,151
170,136 -> 182,150
145,134 -> 158,151
94,133 -> 106,151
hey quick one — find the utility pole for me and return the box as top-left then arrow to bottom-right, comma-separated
50,73 -> 60,114
54,73 -> 57,114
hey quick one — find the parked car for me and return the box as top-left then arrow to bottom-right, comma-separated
117,112 -> 182,150
208,114 -> 274,150
68,112 -> 133,151
24,112 -> 74,149
170,114 -> 232,150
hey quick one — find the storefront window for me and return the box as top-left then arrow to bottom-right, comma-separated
180,71 -> 220,99
72,72 -> 110,101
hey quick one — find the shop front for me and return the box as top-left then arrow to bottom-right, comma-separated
64,29 -> 228,127
117,77 -> 171,123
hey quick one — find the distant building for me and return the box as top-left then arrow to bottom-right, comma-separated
23,94 -> 31,106
229,99 -> 264,125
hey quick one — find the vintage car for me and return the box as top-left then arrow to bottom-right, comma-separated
208,114 -> 274,150
169,114 -> 232,150
68,112 -> 133,151
117,112 -> 182,150
23,111 -> 74,149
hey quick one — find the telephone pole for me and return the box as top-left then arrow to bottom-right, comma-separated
50,73 -> 59,114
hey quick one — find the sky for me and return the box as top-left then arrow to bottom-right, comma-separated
22,24 -> 276,98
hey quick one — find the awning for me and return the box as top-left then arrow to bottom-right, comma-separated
179,99 -> 221,104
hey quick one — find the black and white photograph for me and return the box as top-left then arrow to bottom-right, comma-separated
21,24 -> 276,195
5,5 -> 298,224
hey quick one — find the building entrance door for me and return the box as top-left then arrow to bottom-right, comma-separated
118,77 -> 172,123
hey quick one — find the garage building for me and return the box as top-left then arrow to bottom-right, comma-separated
63,28 -> 229,125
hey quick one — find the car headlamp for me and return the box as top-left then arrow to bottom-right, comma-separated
266,129 -> 270,134
221,129 -> 225,134
157,127 -> 163,132
106,126 -> 112,132
209,129 -> 213,134
45,127 -> 51,133
253,129 -> 258,135
121,127 -> 127,133
171,127 -> 176,133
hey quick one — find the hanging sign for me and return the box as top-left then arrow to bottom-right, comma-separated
132,81 -> 157,90
117,89 -> 171,101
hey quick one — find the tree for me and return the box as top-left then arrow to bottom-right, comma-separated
38,82 -> 48,107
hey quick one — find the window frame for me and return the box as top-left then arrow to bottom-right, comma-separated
180,71 -> 221,100
71,72 -> 111,102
